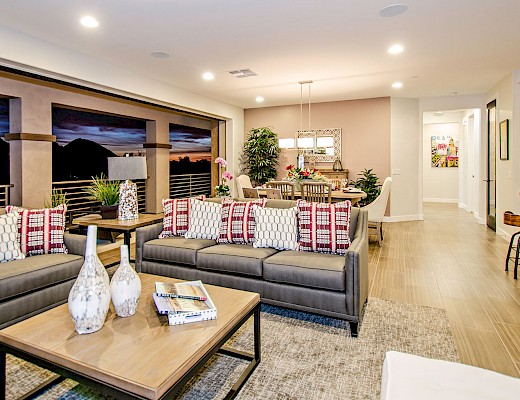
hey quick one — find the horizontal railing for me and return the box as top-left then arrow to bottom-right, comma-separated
170,173 -> 211,199
0,184 -> 12,207
52,179 -> 146,218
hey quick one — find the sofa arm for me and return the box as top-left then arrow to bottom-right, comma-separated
344,208 -> 369,322
64,233 -> 88,256
135,222 -> 163,272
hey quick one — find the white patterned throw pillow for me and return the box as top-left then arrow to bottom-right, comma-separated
0,212 -> 25,262
184,199 -> 222,240
252,206 -> 299,251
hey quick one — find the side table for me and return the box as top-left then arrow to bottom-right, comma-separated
73,213 -> 163,249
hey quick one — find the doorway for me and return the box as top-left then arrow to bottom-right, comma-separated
486,100 -> 496,231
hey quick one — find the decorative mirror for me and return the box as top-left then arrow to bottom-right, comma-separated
297,128 -> 341,163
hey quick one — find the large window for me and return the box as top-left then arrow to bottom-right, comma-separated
169,123 -> 211,175
0,98 -> 9,184
52,106 -> 146,181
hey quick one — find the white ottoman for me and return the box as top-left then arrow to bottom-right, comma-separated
381,351 -> 520,400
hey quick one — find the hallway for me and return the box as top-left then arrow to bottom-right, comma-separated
369,202 -> 520,377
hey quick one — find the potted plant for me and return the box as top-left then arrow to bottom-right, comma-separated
84,174 -> 120,219
242,127 -> 280,186
214,157 -> 234,197
351,168 -> 381,206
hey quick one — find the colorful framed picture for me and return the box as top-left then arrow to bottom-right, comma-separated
500,119 -> 509,160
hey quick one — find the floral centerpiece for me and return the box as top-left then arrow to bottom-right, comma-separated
285,164 -> 327,190
215,157 -> 234,197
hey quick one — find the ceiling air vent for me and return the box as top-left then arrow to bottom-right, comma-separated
228,69 -> 257,78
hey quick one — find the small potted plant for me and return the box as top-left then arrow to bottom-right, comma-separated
214,157 -> 233,197
84,174 -> 120,219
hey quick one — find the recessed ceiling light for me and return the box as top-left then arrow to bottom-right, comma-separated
379,4 -> 408,18
150,51 -> 170,59
255,96 -> 264,103
80,16 -> 99,28
388,44 -> 404,54
392,82 -> 403,89
202,72 -> 214,81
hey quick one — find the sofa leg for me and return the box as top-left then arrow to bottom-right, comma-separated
349,322 -> 358,337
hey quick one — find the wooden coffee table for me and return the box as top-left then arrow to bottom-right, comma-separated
0,274 -> 261,400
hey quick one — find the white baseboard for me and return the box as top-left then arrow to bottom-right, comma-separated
458,203 -> 469,211
423,198 -> 458,203
496,227 -> 512,242
384,214 -> 424,222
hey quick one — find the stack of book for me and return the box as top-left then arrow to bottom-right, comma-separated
153,280 -> 217,325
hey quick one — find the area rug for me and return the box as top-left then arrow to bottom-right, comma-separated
5,298 -> 459,400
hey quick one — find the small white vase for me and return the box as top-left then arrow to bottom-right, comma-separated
110,245 -> 141,317
68,225 -> 111,334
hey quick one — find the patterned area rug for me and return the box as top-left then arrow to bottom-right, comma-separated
5,298 -> 459,400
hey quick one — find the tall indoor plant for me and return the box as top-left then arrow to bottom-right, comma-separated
242,127 -> 280,186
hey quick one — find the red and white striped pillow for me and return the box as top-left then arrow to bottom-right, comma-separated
296,200 -> 352,255
6,204 -> 68,256
159,196 -> 206,238
217,198 -> 267,244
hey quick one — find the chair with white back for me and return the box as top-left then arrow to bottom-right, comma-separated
236,175 -> 253,198
363,177 -> 392,246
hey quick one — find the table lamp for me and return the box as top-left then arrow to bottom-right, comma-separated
108,156 -> 147,220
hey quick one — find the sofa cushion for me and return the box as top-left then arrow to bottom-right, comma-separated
197,244 -> 278,277
6,204 -> 68,256
0,253 -> 83,301
0,212 -> 25,262
185,199 -> 222,240
143,237 -> 216,266
217,198 -> 266,244
252,206 -> 298,251
159,196 -> 205,238
297,200 -> 351,255
263,250 -> 346,291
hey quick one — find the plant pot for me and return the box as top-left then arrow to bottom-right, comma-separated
100,205 -> 118,219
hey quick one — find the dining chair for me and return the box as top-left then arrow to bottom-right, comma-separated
265,188 -> 282,199
300,181 -> 332,203
362,177 -> 392,246
266,181 -> 295,200
236,175 -> 253,198
327,178 -> 343,191
242,187 -> 260,198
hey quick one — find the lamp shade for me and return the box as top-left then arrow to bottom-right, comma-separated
108,156 -> 147,181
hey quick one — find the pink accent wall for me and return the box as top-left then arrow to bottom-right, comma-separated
244,97 -> 391,182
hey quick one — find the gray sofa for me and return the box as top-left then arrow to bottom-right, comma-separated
0,208 -> 86,329
136,199 -> 368,335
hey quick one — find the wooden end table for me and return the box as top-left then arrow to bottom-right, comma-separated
73,213 -> 164,249
0,274 -> 261,400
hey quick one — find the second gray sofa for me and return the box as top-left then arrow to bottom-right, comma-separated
136,199 -> 368,336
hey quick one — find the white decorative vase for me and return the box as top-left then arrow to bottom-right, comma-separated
110,245 -> 141,317
68,225 -> 111,334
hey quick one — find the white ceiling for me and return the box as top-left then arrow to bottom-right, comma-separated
0,0 -> 519,109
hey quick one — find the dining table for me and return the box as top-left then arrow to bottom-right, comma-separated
257,188 -> 367,205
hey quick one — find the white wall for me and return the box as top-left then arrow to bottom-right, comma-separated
423,121 -> 460,202
389,97 -> 421,221
487,73 -> 516,239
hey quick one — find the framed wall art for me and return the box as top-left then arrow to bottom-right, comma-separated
500,119 -> 509,160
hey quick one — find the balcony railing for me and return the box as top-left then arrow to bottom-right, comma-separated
170,173 -> 211,199
0,184 -> 12,207
52,179 -> 146,218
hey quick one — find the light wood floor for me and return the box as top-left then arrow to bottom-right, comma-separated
98,203 -> 520,377
370,202 -> 520,377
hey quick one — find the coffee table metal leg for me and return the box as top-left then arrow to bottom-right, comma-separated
1,350 -> 5,400
221,303 -> 261,400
